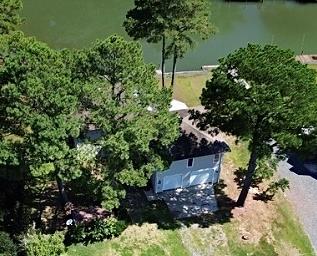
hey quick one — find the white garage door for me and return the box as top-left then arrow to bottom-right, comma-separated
162,174 -> 182,191
189,169 -> 213,187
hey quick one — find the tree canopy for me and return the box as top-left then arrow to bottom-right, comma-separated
0,0 -> 23,35
164,0 -> 215,87
0,33 -> 179,210
71,36 -> 180,209
0,32 -> 82,178
124,0 -> 215,88
191,44 -> 317,206
0,32 -> 83,209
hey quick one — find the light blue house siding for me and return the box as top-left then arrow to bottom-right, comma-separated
152,153 -> 223,193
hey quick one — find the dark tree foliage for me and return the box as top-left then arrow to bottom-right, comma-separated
124,0 -> 215,88
0,0 -> 23,35
191,44 -> 317,206
1,32 -> 179,216
0,32 -> 83,207
71,36 -> 179,209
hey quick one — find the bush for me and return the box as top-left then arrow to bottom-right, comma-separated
65,217 -> 126,245
23,231 -> 65,256
0,231 -> 18,256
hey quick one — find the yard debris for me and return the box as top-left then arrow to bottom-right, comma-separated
242,235 -> 249,240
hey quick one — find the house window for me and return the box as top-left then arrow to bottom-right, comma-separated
187,158 -> 194,168
214,154 -> 220,163
158,180 -> 161,185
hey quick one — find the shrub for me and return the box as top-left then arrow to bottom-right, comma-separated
65,217 -> 126,245
23,231 -> 65,256
0,231 -> 18,256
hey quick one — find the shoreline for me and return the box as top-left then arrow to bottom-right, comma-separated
156,65 -> 219,77
156,55 -> 317,76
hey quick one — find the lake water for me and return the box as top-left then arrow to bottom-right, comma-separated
22,0 -> 317,71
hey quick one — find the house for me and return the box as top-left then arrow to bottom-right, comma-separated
152,106 -> 229,194
74,100 -> 228,195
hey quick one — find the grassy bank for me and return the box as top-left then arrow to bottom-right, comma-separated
164,72 -> 211,107
168,64 -> 317,107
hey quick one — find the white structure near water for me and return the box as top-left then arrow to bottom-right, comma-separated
152,153 -> 224,193
75,99 -> 228,195
152,104 -> 228,194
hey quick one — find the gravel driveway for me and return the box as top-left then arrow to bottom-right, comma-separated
278,157 -> 317,252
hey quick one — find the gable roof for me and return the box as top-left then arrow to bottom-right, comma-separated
74,103 -> 229,162
170,107 -> 229,161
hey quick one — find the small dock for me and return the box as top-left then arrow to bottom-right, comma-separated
296,55 -> 317,65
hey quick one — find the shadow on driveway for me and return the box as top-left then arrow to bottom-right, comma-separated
287,153 -> 317,180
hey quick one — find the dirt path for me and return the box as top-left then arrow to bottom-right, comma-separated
278,159 -> 317,252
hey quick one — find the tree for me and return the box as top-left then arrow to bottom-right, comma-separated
165,0 -> 215,88
0,0 -> 23,35
0,231 -> 18,256
191,44 -> 317,207
71,36 -> 180,209
0,32 -> 83,207
123,0 -> 215,89
0,32 -> 179,214
23,231 -> 65,256
124,0 -> 169,88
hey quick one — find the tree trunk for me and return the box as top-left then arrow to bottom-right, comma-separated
56,174 -> 68,207
16,177 -> 26,233
236,145 -> 258,207
161,35 -> 166,88
171,46 -> 178,89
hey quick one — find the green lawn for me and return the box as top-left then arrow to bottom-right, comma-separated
221,202 -> 314,256
308,64 -> 317,71
67,225 -> 188,256
167,64 -> 317,108
165,72 -> 211,107
226,139 -> 250,168
272,200 -> 315,255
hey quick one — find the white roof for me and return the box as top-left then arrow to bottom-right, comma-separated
169,99 -> 188,112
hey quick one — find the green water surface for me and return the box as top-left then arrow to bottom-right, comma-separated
22,0 -> 317,70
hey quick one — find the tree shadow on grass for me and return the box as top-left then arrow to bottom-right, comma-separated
120,188 -> 182,230
234,168 -> 278,203
234,167 -> 264,190
253,192 -> 274,203
233,167 -> 246,189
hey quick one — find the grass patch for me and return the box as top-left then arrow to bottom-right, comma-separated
223,222 -> 278,256
272,199 -> 315,255
164,72 -> 211,107
67,199 -> 187,256
165,65 -> 317,108
67,225 -> 189,256
226,139 -> 250,168
308,64 -> 317,71
67,241 -> 113,256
